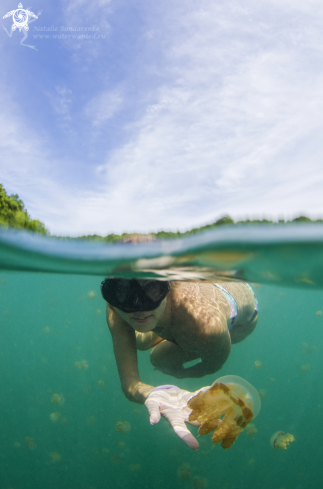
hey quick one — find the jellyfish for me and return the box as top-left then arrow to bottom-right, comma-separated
49,451 -> 62,463
51,393 -> 65,405
25,437 -> 37,450
115,421 -> 131,433
129,464 -> 142,473
254,360 -> 263,370
42,326 -> 50,334
87,290 -> 97,299
316,310 -> 322,317
98,380 -> 105,387
193,476 -> 208,489
177,463 -> 191,480
302,343 -> 317,354
188,375 -> 261,449
95,309 -> 101,316
13,441 -> 21,448
49,412 -> 61,423
244,423 -> 258,438
301,364 -> 310,372
74,360 -> 89,370
269,377 -> 276,383
258,389 -> 267,399
118,441 -> 126,449
270,431 -> 295,450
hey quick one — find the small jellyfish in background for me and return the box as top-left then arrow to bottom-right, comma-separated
13,441 -> 21,448
177,463 -> 191,480
98,380 -> 105,387
88,290 -> 97,299
115,421 -> 131,433
49,412 -> 61,423
129,464 -> 142,473
118,441 -> 126,449
248,458 -> 255,467
254,360 -> 263,370
49,452 -> 62,463
25,437 -> 37,450
42,326 -> 50,334
316,310 -> 322,317
301,364 -> 310,372
188,375 -> 261,449
244,423 -> 258,438
258,389 -> 267,399
302,343 -> 317,354
269,377 -> 276,383
87,416 -> 97,425
51,393 -> 65,405
270,431 -> 295,450
100,365 -> 107,373
95,309 -> 101,316
112,455 -> 121,464
102,447 -> 110,454
74,360 -> 89,370
193,476 -> 208,489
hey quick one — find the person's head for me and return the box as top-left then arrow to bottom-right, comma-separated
100,278 -> 170,332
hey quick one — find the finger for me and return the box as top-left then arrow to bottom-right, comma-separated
164,412 -> 199,450
144,398 -> 161,425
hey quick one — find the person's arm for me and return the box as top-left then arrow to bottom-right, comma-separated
106,306 -> 154,404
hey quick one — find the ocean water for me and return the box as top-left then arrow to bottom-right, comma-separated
0,225 -> 323,489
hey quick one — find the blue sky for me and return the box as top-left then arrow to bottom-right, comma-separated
1,0 -> 323,236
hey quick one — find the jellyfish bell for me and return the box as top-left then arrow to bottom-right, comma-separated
254,360 -> 263,370
188,375 -> 261,449
215,375 -> 261,419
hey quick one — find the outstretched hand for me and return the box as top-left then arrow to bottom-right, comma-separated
144,385 -> 207,450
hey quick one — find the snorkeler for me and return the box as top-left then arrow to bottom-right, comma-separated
101,279 -> 258,450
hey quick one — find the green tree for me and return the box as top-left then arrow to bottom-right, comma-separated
0,184 -> 48,234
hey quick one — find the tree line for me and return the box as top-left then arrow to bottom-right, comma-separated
1,183 -> 322,240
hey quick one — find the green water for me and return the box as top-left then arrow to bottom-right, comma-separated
0,226 -> 323,489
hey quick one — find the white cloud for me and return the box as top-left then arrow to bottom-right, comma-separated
84,87 -> 123,126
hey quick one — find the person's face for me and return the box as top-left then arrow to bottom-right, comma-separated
115,297 -> 167,333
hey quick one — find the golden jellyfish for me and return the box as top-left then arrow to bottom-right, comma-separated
188,375 -> 261,449
25,437 -> 37,450
100,365 -> 107,372
129,464 -> 142,473
87,416 -> 97,425
95,309 -> 101,316
51,393 -> 65,405
49,451 -> 62,463
42,326 -> 50,334
248,458 -> 255,467
193,476 -> 209,489
115,421 -> 131,433
87,290 -> 97,299
49,412 -> 61,423
74,360 -> 89,370
302,343 -> 317,354
118,441 -> 126,449
98,380 -> 105,387
112,455 -> 121,464
269,377 -> 276,383
270,431 -> 295,450
301,364 -> 310,372
177,463 -> 191,480
254,360 -> 263,370
258,389 -> 267,399
244,423 -> 258,438
316,310 -> 322,317
102,447 -> 110,454
13,441 -> 21,448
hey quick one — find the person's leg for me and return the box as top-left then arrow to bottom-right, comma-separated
230,315 -> 258,344
150,340 -> 200,377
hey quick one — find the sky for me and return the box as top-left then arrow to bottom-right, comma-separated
1,0 -> 323,236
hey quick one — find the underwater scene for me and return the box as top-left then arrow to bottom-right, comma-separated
0,225 -> 323,489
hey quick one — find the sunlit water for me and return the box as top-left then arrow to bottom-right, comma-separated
0,225 -> 323,489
